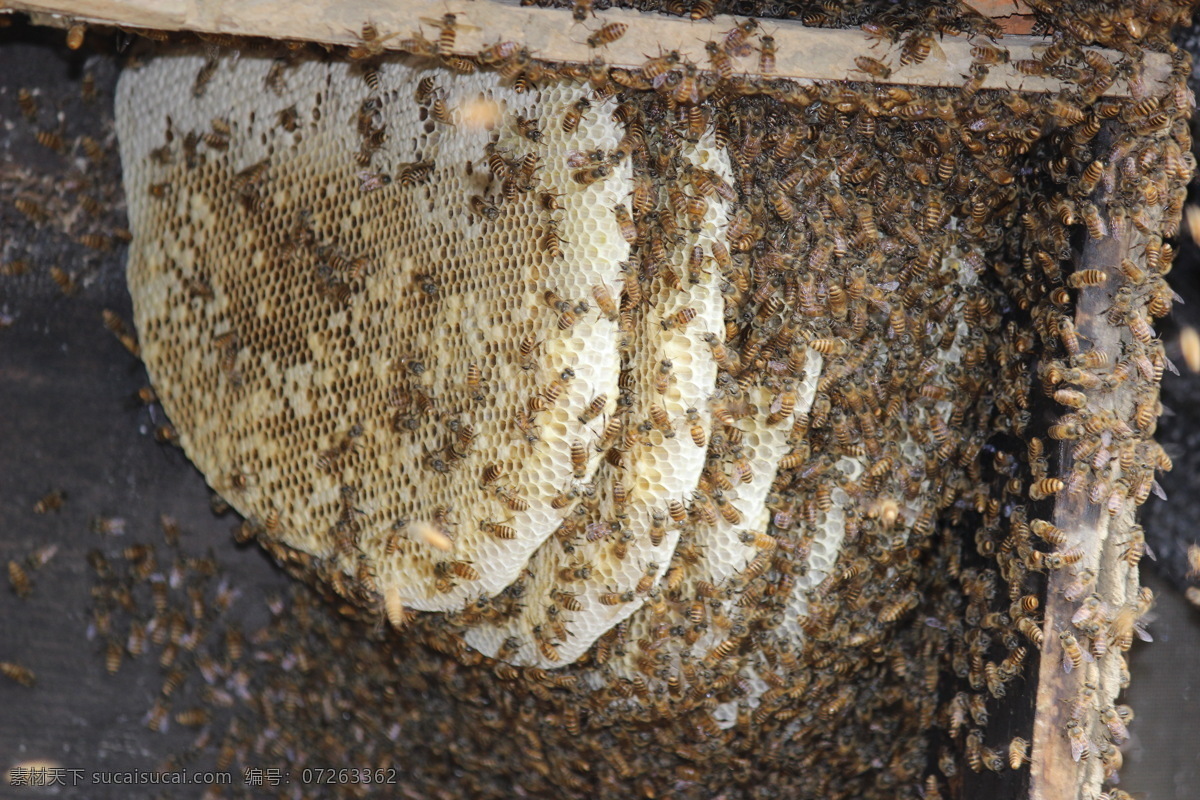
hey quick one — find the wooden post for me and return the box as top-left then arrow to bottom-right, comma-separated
1030,126 -> 1151,800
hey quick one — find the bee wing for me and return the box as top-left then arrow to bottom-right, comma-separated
1062,650 -> 1074,673
1069,736 -> 1087,763
927,36 -> 947,63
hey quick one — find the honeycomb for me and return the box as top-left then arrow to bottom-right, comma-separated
117,53 -> 633,616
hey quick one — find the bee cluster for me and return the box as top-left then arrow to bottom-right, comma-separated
0,53 -> 127,306
95,0 -> 1197,797
82,517 -> 250,744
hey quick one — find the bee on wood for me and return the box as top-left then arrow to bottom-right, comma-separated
853,56 -> 892,79
1017,617 -> 1044,648
349,22 -> 403,59
640,49 -> 680,81
1068,269 -> 1107,288
1059,630 -> 1093,673
721,19 -> 756,56
1065,719 -> 1090,762
759,35 -> 776,74
899,29 -> 937,65
587,22 -> 627,48
705,41 -> 733,81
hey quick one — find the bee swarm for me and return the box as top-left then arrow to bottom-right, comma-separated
104,0 -> 1191,797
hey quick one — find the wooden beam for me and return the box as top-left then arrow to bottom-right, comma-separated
1029,126 -> 1149,800
1,0 -> 1170,97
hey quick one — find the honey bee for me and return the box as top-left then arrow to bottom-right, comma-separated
1016,616 -> 1044,648
1068,269 -> 1107,288
469,194 -> 499,221
587,22 -> 627,48
648,403 -> 674,437
572,164 -> 611,186
1029,478 -> 1064,501
766,382 -> 797,425
1096,705 -> 1129,744
412,76 -> 437,104
106,639 -> 124,674
513,114 -> 543,143
1030,519 -> 1068,546
125,619 -> 147,657
613,204 -> 638,244
8,560 -> 32,598
1064,719 -> 1090,762
541,224 -> 564,259
1059,630 -> 1092,674
562,439 -> 588,481
681,407 -> 707,448
703,41 -> 734,81
661,306 -> 696,331
13,197 -> 48,223
899,29 -> 937,65
721,19 -> 756,56
349,22 -> 402,59
853,56 -> 892,79
1,661 -> 36,687
600,589 -> 634,606
757,35 -> 777,74
16,87 -> 38,121
32,489 -> 65,514
1108,600 -> 1154,652
651,359 -> 674,395
495,486 -> 529,512
562,97 -> 590,133
636,563 -> 658,594
430,94 -> 455,125
358,170 -> 392,193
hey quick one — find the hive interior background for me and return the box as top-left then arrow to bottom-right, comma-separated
3,1 -> 1200,799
